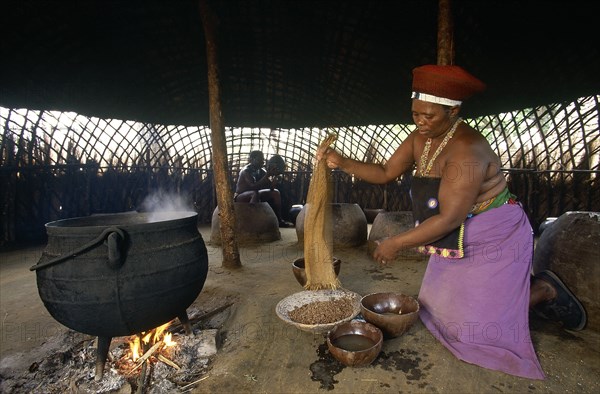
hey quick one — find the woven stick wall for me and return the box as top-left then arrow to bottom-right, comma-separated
1,95 -> 599,246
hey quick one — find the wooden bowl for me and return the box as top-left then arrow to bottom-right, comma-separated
360,292 -> 419,338
327,320 -> 383,367
292,257 -> 341,287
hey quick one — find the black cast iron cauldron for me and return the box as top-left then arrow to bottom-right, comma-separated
30,211 -> 209,380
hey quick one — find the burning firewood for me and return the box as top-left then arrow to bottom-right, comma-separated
127,341 -> 162,375
157,354 -> 180,370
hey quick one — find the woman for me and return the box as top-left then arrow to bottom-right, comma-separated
317,64 -> 586,379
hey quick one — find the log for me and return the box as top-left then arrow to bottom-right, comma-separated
129,341 -> 162,374
437,0 -> 454,65
167,302 -> 234,333
157,354 -> 181,370
198,0 -> 241,269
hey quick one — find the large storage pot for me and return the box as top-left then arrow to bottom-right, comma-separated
210,202 -> 281,245
296,203 -> 367,247
533,211 -> 600,332
367,211 -> 424,260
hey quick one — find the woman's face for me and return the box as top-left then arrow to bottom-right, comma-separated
411,100 -> 458,138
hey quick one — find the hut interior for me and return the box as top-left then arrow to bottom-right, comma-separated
1,1 -> 599,393
1,0 -> 599,246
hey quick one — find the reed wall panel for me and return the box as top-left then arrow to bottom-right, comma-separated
1,96 -> 598,246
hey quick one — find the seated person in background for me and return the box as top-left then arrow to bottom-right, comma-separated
234,150 -> 293,228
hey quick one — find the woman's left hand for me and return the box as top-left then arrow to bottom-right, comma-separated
372,238 -> 398,266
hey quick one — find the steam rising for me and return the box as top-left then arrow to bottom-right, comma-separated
139,190 -> 194,222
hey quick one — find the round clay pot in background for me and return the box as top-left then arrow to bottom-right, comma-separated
367,211 -> 423,260
295,203 -> 367,248
533,211 -> 600,332
210,202 -> 280,245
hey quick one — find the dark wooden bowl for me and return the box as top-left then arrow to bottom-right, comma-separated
327,320 -> 383,367
291,257 -> 341,287
360,292 -> 419,338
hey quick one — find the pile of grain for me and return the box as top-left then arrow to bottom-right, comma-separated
288,297 -> 355,325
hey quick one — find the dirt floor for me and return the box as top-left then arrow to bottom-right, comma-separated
1,224 -> 599,393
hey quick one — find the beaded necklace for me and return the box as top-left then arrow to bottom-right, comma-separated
418,117 -> 462,176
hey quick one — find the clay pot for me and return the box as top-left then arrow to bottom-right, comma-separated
363,208 -> 385,224
210,202 -> 280,245
288,204 -> 303,225
367,211 -> 423,260
296,203 -> 367,247
538,217 -> 558,235
291,257 -> 341,287
327,320 -> 383,367
533,211 -> 600,332
360,292 -> 420,338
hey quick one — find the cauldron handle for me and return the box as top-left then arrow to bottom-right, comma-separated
29,227 -> 126,271
106,230 -> 125,269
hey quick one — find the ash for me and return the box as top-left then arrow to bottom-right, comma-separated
0,306 -> 225,394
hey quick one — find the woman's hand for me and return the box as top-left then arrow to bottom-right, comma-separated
372,238 -> 399,266
316,146 -> 343,169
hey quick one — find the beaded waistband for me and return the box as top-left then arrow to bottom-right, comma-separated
470,187 -> 517,215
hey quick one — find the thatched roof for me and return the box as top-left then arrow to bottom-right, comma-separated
1,0 -> 599,128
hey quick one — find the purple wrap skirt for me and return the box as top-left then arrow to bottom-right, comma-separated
418,203 -> 545,379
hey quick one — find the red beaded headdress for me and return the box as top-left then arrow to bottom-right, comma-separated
411,65 -> 486,106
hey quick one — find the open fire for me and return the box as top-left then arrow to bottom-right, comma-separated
129,322 -> 177,363
106,321 -> 195,391
0,302 -> 232,393
121,321 -> 182,386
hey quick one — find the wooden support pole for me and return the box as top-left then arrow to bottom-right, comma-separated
437,0 -> 454,65
198,0 -> 241,269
